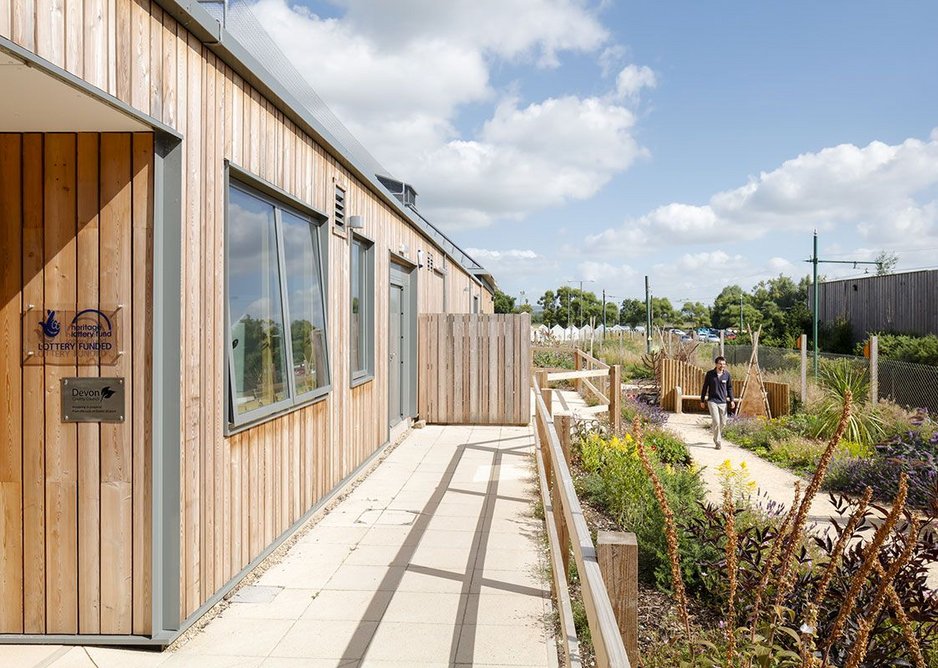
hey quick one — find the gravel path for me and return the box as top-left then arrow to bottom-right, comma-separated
665,411 -> 841,525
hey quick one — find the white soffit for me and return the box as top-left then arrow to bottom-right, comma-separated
0,50 -> 148,132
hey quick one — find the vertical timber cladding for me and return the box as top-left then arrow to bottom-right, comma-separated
1,0 -> 491,630
0,133 -> 153,635
418,313 -> 531,426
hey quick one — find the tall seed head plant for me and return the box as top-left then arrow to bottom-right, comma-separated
634,391 -> 937,667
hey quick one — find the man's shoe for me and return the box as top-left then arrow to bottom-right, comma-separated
715,442 -> 721,450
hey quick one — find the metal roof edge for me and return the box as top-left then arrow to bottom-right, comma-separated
151,0 -> 493,286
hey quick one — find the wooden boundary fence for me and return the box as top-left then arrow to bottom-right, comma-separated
533,378 -> 635,667
418,313 -> 531,425
660,358 -> 790,417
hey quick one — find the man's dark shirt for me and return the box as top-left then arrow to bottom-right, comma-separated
701,369 -> 734,404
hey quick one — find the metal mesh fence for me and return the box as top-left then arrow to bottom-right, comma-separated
877,359 -> 938,413
691,342 -> 938,413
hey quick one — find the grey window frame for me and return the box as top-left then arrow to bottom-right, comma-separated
350,233 -> 375,387
224,165 -> 332,434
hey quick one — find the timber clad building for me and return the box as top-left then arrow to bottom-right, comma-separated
0,0 -> 495,645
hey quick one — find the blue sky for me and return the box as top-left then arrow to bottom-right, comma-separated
251,0 -> 938,309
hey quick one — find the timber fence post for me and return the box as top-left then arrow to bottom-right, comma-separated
870,335 -> 878,404
609,365 -> 622,433
597,531 -> 639,663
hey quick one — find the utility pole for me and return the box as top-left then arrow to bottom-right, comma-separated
806,231 -> 882,379
601,291 -> 617,341
644,275 -> 652,354
602,289 -> 606,333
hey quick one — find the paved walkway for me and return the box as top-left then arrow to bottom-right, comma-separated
0,424 -> 559,668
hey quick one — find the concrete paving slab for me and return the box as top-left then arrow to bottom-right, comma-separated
0,423 -> 557,668
269,619 -> 377,660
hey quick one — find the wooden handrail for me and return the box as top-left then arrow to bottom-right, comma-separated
547,369 -> 610,382
575,348 -> 610,370
533,381 -> 632,668
534,433 -> 583,667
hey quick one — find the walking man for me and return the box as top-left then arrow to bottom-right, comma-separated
700,356 -> 735,449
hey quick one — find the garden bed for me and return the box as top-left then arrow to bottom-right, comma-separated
563,407 -> 938,666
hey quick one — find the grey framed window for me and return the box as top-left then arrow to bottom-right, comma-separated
226,178 -> 331,429
351,235 -> 375,384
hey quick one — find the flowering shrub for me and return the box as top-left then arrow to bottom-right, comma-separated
621,393 -> 669,427
715,459 -> 756,503
574,430 -> 706,589
826,429 -> 938,511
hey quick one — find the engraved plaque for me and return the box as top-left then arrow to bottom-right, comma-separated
23,307 -> 122,366
61,377 -> 126,423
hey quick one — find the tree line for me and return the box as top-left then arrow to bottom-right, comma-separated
494,274 -> 813,348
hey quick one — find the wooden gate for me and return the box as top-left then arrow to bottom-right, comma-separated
418,313 -> 531,425
0,133 -> 153,634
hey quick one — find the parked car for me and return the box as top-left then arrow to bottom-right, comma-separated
705,334 -> 721,343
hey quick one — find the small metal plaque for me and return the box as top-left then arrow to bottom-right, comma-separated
61,377 -> 125,423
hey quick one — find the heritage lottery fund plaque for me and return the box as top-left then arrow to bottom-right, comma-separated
23,306 -> 122,365
61,378 -> 126,423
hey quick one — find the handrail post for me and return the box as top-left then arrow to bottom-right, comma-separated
609,365 -> 621,433
574,348 -> 581,395
553,414 -> 572,577
674,385 -> 683,415
538,370 -> 552,417
597,531 -> 639,663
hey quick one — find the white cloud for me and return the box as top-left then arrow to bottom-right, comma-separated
585,133 -> 938,256
332,0 -> 609,66
466,248 -> 540,260
675,251 -> 734,272
248,0 -> 649,230
576,261 -> 636,285
768,257 -> 793,271
614,64 -> 656,100
407,95 -> 645,228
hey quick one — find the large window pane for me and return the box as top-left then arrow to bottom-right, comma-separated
228,187 -> 289,415
281,209 -> 329,395
350,240 -> 363,374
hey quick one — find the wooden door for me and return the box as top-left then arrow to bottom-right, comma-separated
0,133 -> 153,636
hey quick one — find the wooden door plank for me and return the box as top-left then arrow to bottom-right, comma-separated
44,133 -> 78,634
99,133 -> 133,634
0,134 -> 24,633
131,133 -> 153,634
76,133 -> 101,634
22,134 -> 46,633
